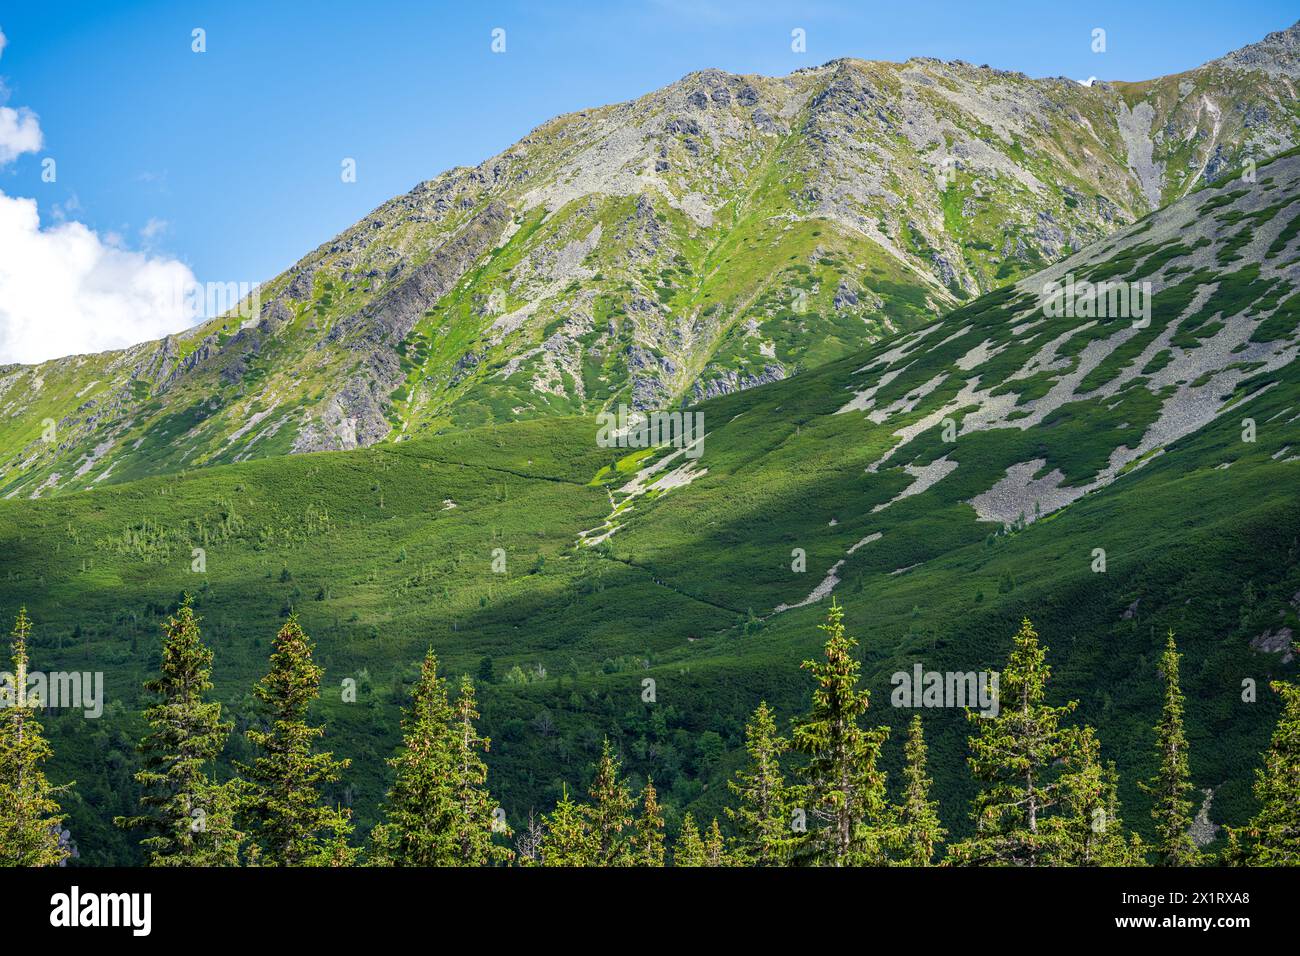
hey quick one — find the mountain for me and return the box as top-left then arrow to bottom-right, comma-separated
2,23 -> 1298,501
3,143 -> 1297,863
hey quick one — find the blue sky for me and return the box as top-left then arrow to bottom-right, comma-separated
1,0 -> 1296,297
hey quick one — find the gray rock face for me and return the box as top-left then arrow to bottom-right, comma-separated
287,267 -> 316,301
1215,21 -> 1300,78
293,374 -> 391,453
1034,212 -> 1067,260
297,200 -> 511,452
833,282 -> 859,310
692,365 -> 786,402
342,201 -> 511,347
1250,627 -> 1296,664
450,350 -> 482,386
931,253 -> 959,288
1203,144 -> 1231,182
1117,100 -> 1165,209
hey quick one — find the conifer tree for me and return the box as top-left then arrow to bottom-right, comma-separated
889,715 -> 947,865
0,608 -> 69,866
450,675 -> 512,865
1052,726 -> 1143,866
582,738 -> 634,866
1228,680 -> 1300,865
633,777 -> 665,866
673,812 -> 707,866
726,700 -> 794,865
1139,631 -> 1199,866
947,618 -> 1077,866
704,817 -> 729,866
792,599 -> 890,865
115,598 -> 242,865
540,785 -> 597,866
239,616 -> 353,866
311,812 -> 362,867
370,650 -> 457,865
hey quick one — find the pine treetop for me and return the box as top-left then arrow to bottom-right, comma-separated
583,737 -> 635,866
0,608 -> 70,866
634,777 -> 666,867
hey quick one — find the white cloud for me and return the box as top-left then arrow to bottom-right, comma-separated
0,189 -> 199,365
0,27 -> 8,59
0,105 -> 40,165
140,216 -> 169,240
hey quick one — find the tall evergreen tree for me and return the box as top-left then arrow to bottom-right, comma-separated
633,777 -> 665,866
540,785 -> 597,866
370,649 -> 457,865
704,817 -> 730,866
115,598 -> 242,865
673,812 -> 707,867
888,715 -> 947,865
1228,680 -> 1300,865
582,738 -> 634,866
1139,631 -> 1199,866
0,608 -> 69,866
792,599 -> 890,865
450,675 -> 511,865
947,619 -> 1077,866
1052,726 -> 1143,866
726,700 -> 795,866
239,616 -> 353,866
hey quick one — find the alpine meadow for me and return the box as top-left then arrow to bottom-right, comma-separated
1,6 -> 1299,901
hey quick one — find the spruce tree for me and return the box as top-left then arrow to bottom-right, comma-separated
704,817 -> 729,866
1229,680 -> 1300,865
792,599 -> 890,865
889,714 -> 946,865
726,700 -> 794,865
582,738 -> 634,866
115,598 -> 242,865
1052,726 -> 1143,866
947,618 -> 1076,866
450,675 -> 511,865
239,616 -> 353,866
0,608 -> 69,866
312,813 -> 362,867
673,812 -> 707,866
633,777 -> 665,866
540,785 -> 597,866
371,650 -> 457,865
1139,631 -> 1199,865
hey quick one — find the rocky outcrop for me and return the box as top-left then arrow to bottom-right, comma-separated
692,365 -> 787,402
1250,626 -> 1296,663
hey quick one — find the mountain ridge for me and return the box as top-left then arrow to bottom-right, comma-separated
2,21 -> 1298,500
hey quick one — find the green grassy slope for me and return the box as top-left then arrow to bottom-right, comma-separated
1,152 -> 1298,865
